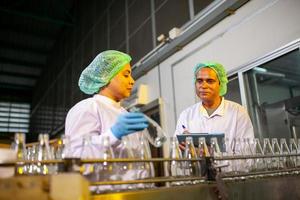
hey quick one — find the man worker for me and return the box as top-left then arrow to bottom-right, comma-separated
175,62 -> 254,152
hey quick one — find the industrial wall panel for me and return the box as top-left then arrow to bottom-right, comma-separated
110,16 -> 126,50
128,0 -> 151,35
93,15 -> 108,55
193,0 -> 214,16
129,19 -> 153,64
154,0 -> 167,9
109,0 -> 125,28
155,0 -> 189,39
64,63 -> 72,111
83,32 -> 93,68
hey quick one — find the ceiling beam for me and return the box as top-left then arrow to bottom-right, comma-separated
0,56 -> 45,69
0,71 -> 39,79
0,7 -> 74,27
0,75 -> 36,86
0,23 -> 57,40
0,63 -> 41,76
0,40 -> 50,55
0,82 -> 33,91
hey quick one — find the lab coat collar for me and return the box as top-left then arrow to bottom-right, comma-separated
93,94 -> 122,109
199,97 -> 225,118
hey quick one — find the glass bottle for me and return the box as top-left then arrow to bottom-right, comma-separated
168,137 -> 184,177
37,133 -> 54,175
198,137 -> 209,176
243,138 -> 254,172
280,138 -> 293,168
252,138 -> 264,171
210,137 -> 221,157
290,138 -> 298,166
262,138 -> 274,170
271,138 -> 282,169
134,133 -> 155,189
55,135 -> 70,159
129,107 -> 167,148
116,137 -> 136,191
167,137 -> 185,186
97,136 -> 116,193
80,135 -> 99,182
13,133 -> 27,175
184,137 -> 201,179
27,145 -> 38,175
222,138 -> 232,156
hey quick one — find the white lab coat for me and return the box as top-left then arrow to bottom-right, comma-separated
65,94 -> 141,158
175,98 -> 254,172
65,95 -> 152,191
175,97 -> 254,172
175,97 -> 254,144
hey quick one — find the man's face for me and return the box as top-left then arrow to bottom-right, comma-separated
195,68 -> 220,102
105,63 -> 135,102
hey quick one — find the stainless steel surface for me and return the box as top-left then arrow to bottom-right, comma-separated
225,175 -> 300,200
92,184 -> 218,200
92,177 -> 206,185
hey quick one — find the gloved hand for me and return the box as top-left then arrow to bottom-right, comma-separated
111,112 -> 149,139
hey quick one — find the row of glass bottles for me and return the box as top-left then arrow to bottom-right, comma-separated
167,136 -> 300,178
219,137 -> 300,173
79,132 -> 154,193
167,136 -> 212,186
12,133 -> 69,175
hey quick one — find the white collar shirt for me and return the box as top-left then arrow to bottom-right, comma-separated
175,97 -> 254,145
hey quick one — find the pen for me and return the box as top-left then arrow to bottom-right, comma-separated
182,125 -> 189,134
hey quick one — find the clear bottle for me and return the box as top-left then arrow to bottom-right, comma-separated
198,137 -> 209,176
27,145 -> 38,175
252,138 -> 265,171
271,138 -> 282,169
135,133 -> 155,189
37,133 -> 54,175
280,138 -> 293,168
167,137 -> 185,186
168,137 -> 184,177
262,138 -> 274,170
210,137 -> 228,173
184,137 -> 201,180
13,133 -> 27,175
97,136 -> 116,193
289,138 -> 298,166
55,135 -> 70,159
210,137 -> 221,157
80,135 -> 98,182
129,107 -> 167,148
116,137 -> 136,191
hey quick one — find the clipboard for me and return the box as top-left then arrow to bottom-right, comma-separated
176,133 -> 225,151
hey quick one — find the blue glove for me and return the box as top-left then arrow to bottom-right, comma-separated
111,112 -> 149,139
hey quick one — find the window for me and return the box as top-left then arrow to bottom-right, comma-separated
224,75 -> 242,105
0,102 -> 30,133
244,49 -> 300,140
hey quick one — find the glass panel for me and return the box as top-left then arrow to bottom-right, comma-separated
244,49 -> 300,140
224,75 -> 242,105
194,0 -> 214,16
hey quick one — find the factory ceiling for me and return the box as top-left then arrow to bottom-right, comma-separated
0,0 -> 74,103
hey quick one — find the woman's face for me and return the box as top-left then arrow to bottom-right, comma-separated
104,63 -> 135,102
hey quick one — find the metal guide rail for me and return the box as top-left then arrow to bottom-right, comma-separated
0,154 -> 300,200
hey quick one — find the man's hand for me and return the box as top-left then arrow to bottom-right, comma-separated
179,141 -> 186,151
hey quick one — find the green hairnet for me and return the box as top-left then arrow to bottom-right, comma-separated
78,50 -> 132,95
193,62 -> 228,96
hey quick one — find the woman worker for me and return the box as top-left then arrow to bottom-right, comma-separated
65,50 -> 149,157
